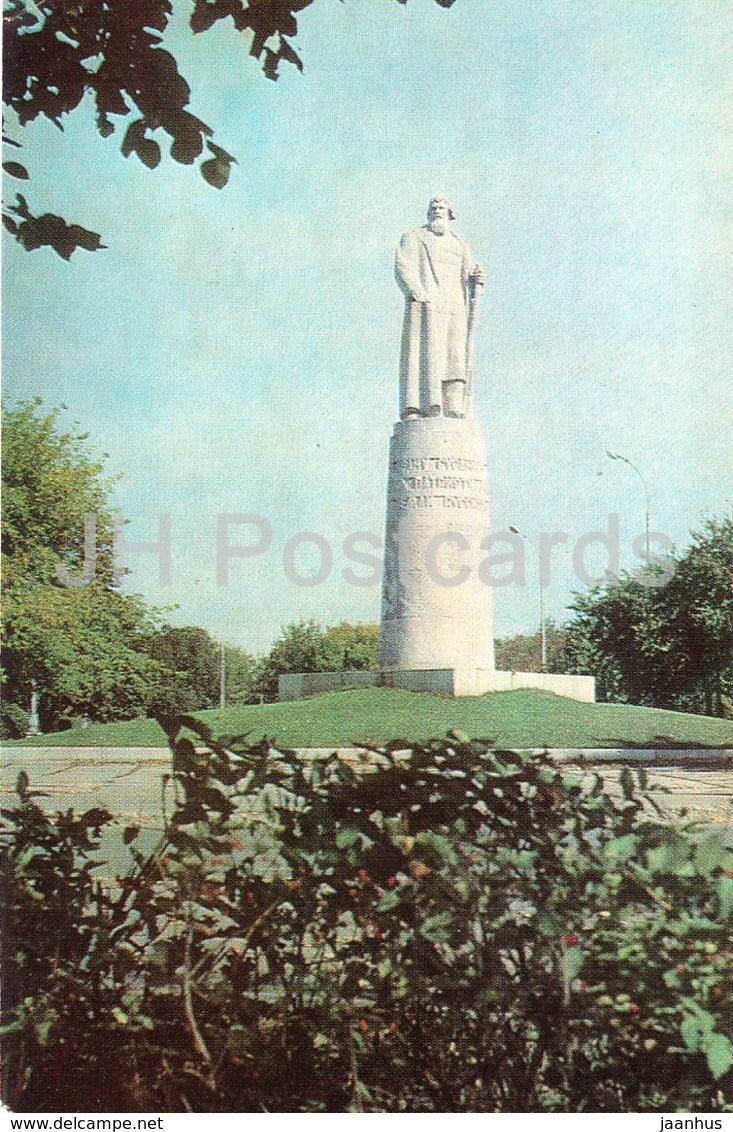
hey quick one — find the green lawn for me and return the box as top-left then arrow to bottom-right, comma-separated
9,688 -> 733,749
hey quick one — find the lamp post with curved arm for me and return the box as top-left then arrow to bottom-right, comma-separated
606,450 -> 651,560
509,525 -> 546,671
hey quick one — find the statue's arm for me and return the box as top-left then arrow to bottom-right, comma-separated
395,230 -> 428,303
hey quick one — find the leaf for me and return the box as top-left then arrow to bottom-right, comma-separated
604,833 -> 638,862
2,214 -> 19,235
377,889 -> 401,912
716,875 -> 733,920
0,1019 -> 24,1036
277,39 -> 304,74
447,729 -> 470,745
171,134 -> 203,164
121,118 -> 147,159
123,825 -> 141,845
680,999 -> 716,1030
635,766 -> 648,792
15,844 -> 38,872
680,1016 -> 702,1052
136,139 -> 161,170
67,225 -> 105,252
80,807 -> 113,831
179,715 -> 214,742
420,909 -> 453,942
705,1032 -> 733,1080
3,161 -> 28,179
201,786 -> 232,813
619,766 -> 635,800
174,736 -> 201,773
564,944 -> 584,981
694,835 -> 731,877
335,827 -> 360,849
11,193 -> 30,219
646,835 -> 692,876
96,114 -> 115,139
415,831 -> 458,867
206,140 -> 236,163
16,770 -> 30,797
200,156 -> 230,189
190,1 -> 220,35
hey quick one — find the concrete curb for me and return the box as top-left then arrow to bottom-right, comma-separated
3,745 -> 732,768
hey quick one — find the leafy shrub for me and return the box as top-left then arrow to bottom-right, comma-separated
1,722 -> 732,1112
0,701 -> 28,740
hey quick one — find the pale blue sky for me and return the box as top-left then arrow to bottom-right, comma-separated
3,0 -> 732,652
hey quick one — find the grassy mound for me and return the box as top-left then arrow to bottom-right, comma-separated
11,687 -> 733,749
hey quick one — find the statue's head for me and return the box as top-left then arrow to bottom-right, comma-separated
427,195 -> 455,221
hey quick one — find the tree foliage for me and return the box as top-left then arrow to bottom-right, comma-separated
323,619 -> 379,672
1,400 -> 162,733
221,643 -> 257,705
562,515 -> 733,717
2,398 -> 116,585
253,619 -> 378,701
2,720 -> 732,1111
146,625 -> 221,713
495,621 -> 568,675
2,0 -> 456,257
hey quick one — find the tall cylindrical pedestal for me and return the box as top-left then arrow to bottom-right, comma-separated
378,417 -> 495,669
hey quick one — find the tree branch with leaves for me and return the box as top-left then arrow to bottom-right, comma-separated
2,0 -> 457,258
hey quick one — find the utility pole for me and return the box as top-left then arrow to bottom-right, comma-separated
606,450 -> 651,560
509,526 -> 547,671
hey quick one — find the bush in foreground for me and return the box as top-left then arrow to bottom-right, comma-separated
1,721 -> 732,1111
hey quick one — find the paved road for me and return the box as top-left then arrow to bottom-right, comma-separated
2,747 -> 731,868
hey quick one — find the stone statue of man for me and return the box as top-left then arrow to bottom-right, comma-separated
395,196 -> 484,419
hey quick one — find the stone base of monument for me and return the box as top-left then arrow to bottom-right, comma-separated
278,668 -> 596,703
378,415 -> 496,671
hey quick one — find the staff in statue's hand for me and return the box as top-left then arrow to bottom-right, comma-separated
464,262 -> 485,416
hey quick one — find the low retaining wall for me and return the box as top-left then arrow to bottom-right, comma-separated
278,668 -> 596,703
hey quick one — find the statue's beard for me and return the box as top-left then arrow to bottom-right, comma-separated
429,217 -> 448,235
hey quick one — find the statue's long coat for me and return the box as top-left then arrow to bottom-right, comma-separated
395,225 -> 472,416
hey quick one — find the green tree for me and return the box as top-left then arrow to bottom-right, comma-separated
1,400 -> 162,734
3,583 -> 162,730
252,619 -> 330,702
222,644 -> 258,705
253,619 -> 379,702
146,625 -> 221,713
2,0 -> 456,258
495,621 -> 568,674
2,398 -> 117,584
323,620 -> 379,672
563,514 -> 733,716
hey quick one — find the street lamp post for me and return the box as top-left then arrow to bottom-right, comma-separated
509,526 -> 546,671
606,450 -> 651,560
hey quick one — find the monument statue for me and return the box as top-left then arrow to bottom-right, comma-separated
395,196 -> 485,420
276,199 -> 595,704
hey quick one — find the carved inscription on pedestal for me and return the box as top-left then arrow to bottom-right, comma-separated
389,454 -> 488,513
